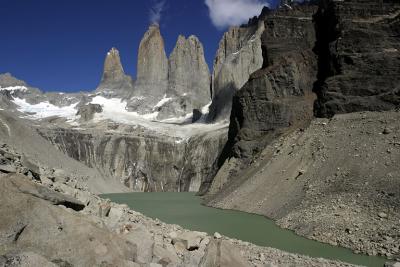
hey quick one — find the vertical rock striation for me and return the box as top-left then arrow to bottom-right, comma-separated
200,4 -> 318,194
38,126 -> 227,192
133,24 -> 169,100
206,17 -> 265,121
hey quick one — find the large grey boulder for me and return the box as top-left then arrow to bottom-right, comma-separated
0,251 -> 58,267
200,240 -> 249,267
0,174 -> 138,266
7,173 -> 85,211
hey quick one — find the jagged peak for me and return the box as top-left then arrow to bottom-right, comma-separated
107,47 -> 120,56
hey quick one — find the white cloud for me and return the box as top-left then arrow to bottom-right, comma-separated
205,0 -> 270,29
149,0 -> 166,25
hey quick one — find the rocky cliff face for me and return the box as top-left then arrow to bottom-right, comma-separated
157,35 -> 211,120
202,0 -> 400,259
313,0 -> 400,117
200,5 -> 318,193
132,25 -> 169,102
206,19 -> 265,121
128,25 -> 211,119
97,47 -> 134,94
38,125 -> 227,192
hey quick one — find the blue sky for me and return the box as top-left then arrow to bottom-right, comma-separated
1,0 -> 277,92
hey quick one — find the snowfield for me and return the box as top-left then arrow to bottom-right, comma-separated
11,95 -> 227,140
12,98 -> 78,121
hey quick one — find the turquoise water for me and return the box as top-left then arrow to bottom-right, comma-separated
101,192 -> 387,267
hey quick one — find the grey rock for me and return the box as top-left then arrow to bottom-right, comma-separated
200,240 -> 250,267
38,125 -> 227,192
76,103 -> 103,122
313,0 -> 400,117
124,225 -> 154,264
162,35 -> 210,118
172,231 -> 207,251
152,245 -> 180,267
0,164 -> 17,173
133,24 -> 169,101
0,174 -> 137,267
97,47 -> 134,95
8,173 -> 85,211
0,251 -> 58,267
207,21 -> 264,121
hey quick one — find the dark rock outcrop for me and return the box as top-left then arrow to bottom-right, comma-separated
200,5 -> 318,194
97,47 -> 134,94
313,0 -> 400,117
228,5 -> 317,160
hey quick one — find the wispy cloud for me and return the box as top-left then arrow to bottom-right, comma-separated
149,0 -> 166,25
205,0 -> 271,30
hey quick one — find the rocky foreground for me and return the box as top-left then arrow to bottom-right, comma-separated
0,143 -> 358,267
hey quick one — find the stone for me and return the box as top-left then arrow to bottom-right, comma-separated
213,232 -> 222,239
76,104 -> 103,122
124,225 -> 154,264
378,212 -> 388,219
0,174 -> 137,266
0,164 -> 17,173
0,251 -> 58,267
199,240 -> 249,267
8,173 -> 85,211
152,245 -> 180,266
172,231 -> 207,251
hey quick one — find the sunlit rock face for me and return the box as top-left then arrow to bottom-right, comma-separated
134,24 -> 169,100
206,20 -> 265,122
97,47 -> 134,95
158,35 -> 211,120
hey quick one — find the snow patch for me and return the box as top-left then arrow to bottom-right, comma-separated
0,86 -> 28,92
154,95 -> 172,109
12,98 -> 78,121
90,96 -> 159,123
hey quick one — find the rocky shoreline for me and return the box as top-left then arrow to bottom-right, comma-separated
0,142 -> 363,267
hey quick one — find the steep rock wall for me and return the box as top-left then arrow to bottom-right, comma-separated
313,0 -> 400,117
38,127 -> 227,192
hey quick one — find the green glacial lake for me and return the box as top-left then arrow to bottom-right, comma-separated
102,192 -> 387,267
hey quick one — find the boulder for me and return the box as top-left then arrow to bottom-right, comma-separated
76,103 -> 103,122
0,251 -> 58,267
0,174 -> 138,266
124,225 -> 155,264
152,245 -> 180,267
172,231 -> 207,251
8,174 -> 85,211
200,240 -> 249,267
